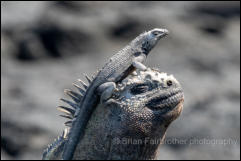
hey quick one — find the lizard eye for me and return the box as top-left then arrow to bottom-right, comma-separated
152,31 -> 160,36
130,84 -> 149,95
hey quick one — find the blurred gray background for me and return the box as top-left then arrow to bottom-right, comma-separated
1,1 -> 240,160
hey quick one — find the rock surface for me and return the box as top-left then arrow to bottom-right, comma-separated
1,1 -> 240,160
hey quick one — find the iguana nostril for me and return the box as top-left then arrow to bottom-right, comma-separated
167,80 -> 173,86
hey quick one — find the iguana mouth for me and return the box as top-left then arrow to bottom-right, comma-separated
146,87 -> 184,112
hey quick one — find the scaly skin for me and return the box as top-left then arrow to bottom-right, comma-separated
62,28 -> 169,160
42,68 -> 184,160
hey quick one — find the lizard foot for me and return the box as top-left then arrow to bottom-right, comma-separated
97,82 -> 117,104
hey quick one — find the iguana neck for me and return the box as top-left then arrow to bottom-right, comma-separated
71,102 -> 169,160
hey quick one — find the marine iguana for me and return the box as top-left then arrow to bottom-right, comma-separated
43,69 -> 184,160
61,28 -> 169,160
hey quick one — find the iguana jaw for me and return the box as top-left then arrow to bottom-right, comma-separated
145,87 -> 184,113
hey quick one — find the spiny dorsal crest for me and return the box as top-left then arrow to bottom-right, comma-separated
43,128 -> 68,158
57,72 -> 96,129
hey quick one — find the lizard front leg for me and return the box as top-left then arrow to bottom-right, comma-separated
97,82 -> 117,104
132,53 -> 147,71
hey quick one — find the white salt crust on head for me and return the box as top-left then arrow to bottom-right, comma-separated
116,68 -> 180,100
121,68 -> 179,87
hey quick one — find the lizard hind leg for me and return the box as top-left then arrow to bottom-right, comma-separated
97,82 -> 117,104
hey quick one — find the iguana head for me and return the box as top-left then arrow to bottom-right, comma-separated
132,28 -> 169,55
45,68 -> 184,160
105,68 -> 184,136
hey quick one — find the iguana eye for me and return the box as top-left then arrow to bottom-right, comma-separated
130,84 -> 149,95
167,80 -> 173,86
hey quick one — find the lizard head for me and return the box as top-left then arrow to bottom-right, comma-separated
105,68 -> 184,137
132,28 -> 169,55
